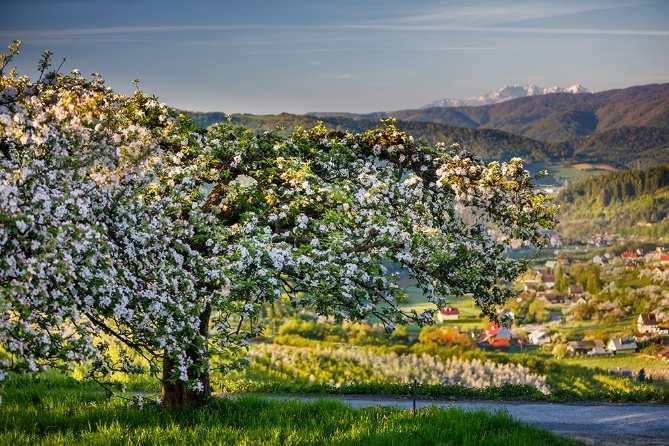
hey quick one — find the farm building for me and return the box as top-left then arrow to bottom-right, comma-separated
606,338 -> 638,353
586,340 -> 608,356
479,324 -> 512,349
542,293 -> 569,305
528,329 -> 551,345
567,341 -> 595,356
637,313 -> 664,334
436,307 -> 459,322
568,284 -> 584,298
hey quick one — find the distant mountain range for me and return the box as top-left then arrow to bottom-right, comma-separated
333,82 -> 669,142
185,81 -> 669,169
423,83 -> 591,108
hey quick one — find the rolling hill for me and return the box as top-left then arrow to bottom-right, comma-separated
557,163 -> 669,241
567,127 -> 669,167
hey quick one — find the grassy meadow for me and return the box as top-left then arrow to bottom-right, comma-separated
0,374 -> 581,446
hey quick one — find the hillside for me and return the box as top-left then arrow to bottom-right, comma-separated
185,111 -> 560,162
568,127 -> 669,167
557,163 -> 669,240
310,83 -> 669,143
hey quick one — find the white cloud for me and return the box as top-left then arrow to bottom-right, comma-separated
425,46 -> 497,51
371,0 -> 647,27
334,23 -> 669,37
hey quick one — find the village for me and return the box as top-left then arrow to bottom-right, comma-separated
430,245 -> 669,369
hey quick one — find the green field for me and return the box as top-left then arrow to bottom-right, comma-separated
0,374 -> 580,446
399,286 -> 486,331
552,318 -> 635,339
562,353 -> 668,377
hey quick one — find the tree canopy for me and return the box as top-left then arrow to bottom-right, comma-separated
0,42 -> 556,405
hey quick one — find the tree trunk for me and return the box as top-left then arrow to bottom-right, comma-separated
161,304 -> 212,408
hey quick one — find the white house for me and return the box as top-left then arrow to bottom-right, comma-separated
586,340 -> 609,356
592,255 -> 605,265
528,329 -> 551,345
607,338 -> 637,353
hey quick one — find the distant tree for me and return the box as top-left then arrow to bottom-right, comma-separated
418,326 -> 474,348
551,343 -> 568,359
554,265 -> 569,293
572,302 -> 596,321
527,299 -> 550,323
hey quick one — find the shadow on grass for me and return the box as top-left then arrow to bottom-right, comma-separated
0,374 -> 581,445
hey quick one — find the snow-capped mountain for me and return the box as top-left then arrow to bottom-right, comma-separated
423,84 -> 592,108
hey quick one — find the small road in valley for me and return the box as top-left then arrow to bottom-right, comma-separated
225,394 -> 669,445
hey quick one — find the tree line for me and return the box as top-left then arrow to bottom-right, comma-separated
559,163 -> 669,206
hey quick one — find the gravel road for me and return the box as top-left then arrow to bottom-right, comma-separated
237,394 -> 669,445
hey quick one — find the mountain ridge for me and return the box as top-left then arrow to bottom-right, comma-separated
424,83 -> 591,108
185,82 -> 669,168
353,82 -> 669,142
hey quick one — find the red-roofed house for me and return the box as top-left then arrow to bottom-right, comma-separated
479,323 -> 512,349
542,273 -> 556,288
568,284 -> 584,298
621,251 -> 640,265
637,313 -> 660,334
436,307 -> 460,322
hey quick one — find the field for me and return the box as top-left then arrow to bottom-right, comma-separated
551,318 -> 634,339
0,374 -> 580,446
570,163 -> 618,173
562,353 -> 669,378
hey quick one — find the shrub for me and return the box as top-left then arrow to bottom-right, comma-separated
418,326 -> 475,348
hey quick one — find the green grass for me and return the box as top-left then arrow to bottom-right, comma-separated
552,318 -> 634,339
562,353 -> 668,377
0,374 -> 581,446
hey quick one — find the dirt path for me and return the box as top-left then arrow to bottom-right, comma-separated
225,394 -> 669,445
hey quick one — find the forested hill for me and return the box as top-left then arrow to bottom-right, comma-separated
559,163 -> 669,206
567,127 -> 669,167
557,164 -> 669,240
185,111 -> 560,162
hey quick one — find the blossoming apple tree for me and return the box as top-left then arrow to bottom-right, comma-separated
0,42 -> 556,406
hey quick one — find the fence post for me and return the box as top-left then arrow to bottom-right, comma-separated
412,379 -> 417,415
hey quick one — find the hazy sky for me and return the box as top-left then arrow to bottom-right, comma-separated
1,0 -> 668,113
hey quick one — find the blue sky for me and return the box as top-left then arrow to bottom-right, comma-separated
1,0 -> 668,113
